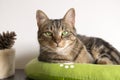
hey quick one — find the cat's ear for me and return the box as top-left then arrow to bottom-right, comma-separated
36,10 -> 49,27
63,8 -> 75,27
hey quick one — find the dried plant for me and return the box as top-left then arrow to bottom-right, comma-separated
0,31 -> 16,50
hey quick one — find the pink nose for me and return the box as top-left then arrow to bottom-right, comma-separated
55,39 -> 61,44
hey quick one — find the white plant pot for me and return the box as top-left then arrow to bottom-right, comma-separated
0,48 -> 15,79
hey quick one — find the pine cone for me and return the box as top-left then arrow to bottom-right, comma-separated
0,31 -> 16,50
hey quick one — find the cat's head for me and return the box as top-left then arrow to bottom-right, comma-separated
36,8 -> 77,53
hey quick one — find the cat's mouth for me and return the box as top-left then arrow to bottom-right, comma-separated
54,42 -> 64,48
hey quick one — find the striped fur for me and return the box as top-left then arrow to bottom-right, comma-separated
36,8 -> 120,64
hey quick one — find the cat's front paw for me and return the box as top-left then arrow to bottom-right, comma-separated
96,58 -> 113,64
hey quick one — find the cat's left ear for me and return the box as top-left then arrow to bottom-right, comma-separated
36,10 -> 49,27
63,8 -> 75,27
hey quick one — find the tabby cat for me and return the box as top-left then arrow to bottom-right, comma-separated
36,8 -> 120,64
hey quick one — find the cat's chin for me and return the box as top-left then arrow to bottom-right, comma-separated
55,47 -> 67,55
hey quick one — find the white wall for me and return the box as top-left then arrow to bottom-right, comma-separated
0,0 -> 120,69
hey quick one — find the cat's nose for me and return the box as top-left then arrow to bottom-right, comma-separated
53,36 -> 61,46
53,38 -> 61,47
55,39 -> 61,44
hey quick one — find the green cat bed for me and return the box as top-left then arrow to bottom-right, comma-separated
25,58 -> 120,80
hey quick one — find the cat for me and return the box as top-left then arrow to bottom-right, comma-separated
36,8 -> 120,64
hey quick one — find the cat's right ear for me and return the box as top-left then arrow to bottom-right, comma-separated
63,8 -> 75,27
36,10 -> 49,27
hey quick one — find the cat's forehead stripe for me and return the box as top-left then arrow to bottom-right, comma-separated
52,19 -> 62,29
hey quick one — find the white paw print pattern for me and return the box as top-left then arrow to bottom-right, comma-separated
59,63 -> 75,69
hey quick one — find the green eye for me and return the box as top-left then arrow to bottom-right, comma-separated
62,31 -> 69,36
44,32 -> 52,36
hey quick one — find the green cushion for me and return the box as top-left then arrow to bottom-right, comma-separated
25,58 -> 120,80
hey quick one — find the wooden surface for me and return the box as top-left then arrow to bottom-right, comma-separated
1,69 -> 33,80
